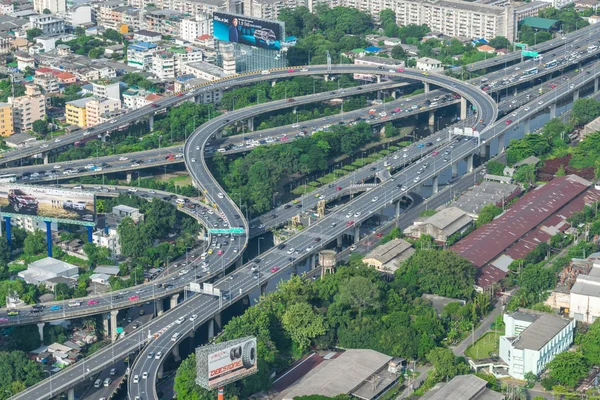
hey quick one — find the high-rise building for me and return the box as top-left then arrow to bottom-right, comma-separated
85,98 -> 121,127
152,51 -> 175,80
29,15 -> 66,36
8,85 -> 46,134
0,102 -> 12,137
65,98 -> 92,127
34,0 -> 66,14
180,14 -> 211,42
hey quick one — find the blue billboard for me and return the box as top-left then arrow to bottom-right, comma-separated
213,12 -> 284,51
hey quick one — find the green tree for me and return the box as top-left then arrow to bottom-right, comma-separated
513,164 -> 536,186
32,119 -> 48,135
0,350 -> 44,397
579,319 -> 600,366
556,164 -> 566,176
75,26 -> 85,36
391,46 -> 406,60
54,282 -> 72,300
102,28 -> 123,43
338,276 -> 381,318
173,353 -> 214,400
426,347 -> 469,385
23,229 -> 46,257
547,351 -> 588,388
26,28 -> 43,42
281,302 -> 327,350
477,204 -> 502,227
572,98 -> 600,126
42,8 -> 51,14
486,160 -> 505,176
488,36 -> 511,49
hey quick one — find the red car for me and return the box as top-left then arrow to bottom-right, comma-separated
550,84 -> 557,88
87,300 -> 99,305
346,220 -> 354,226
506,119 -> 512,125
270,266 -> 280,273
288,69 -> 295,73
0,318 -> 7,323
177,93 -> 183,97
397,68 -> 405,73
129,295 -> 140,301
218,250 -> 223,256
151,103 -> 159,108
336,186 -> 342,191
376,233 -> 383,238
432,151 -> 439,156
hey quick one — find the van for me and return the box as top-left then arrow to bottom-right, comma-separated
261,70 -> 270,75
200,252 -> 208,259
176,198 -> 185,205
104,378 -> 112,387
94,379 -> 102,388
171,332 -> 181,342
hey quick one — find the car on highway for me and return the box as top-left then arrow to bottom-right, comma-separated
0,318 -> 9,323
176,317 -> 185,324
87,300 -> 99,305
189,315 -> 198,322
133,375 -> 139,384
129,295 -> 140,301
7,310 -> 18,317
270,266 -> 280,273
148,352 -> 155,359
50,305 -> 62,311
506,119 -> 512,125
110,368 -> 117,376
371,197 -> 378,202
417,143 -> 424,148
346,220 -> 354,226
432,151 -> 439,156
155,352 -> 163,359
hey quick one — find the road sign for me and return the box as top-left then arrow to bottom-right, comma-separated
515,43 -> 527,49
208,228 -> 244,234
522,50 -> 539,57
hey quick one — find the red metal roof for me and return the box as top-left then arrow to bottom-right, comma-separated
452,175 -> 592,269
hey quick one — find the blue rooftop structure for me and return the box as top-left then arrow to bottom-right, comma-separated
177,74 -> 196,82
364,46 -> 382,53
129,41 -> 157,51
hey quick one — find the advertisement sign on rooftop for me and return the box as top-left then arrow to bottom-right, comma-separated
213,12 -> 284,51
196,337 -> 258,389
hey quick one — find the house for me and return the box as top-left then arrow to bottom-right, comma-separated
112,205 -> 143,223
18,257 -> 78,285
90,273 -> 110,285
362,239 -> 414,273
477,44 -> 496,54
2,132 -> 36,148
404,207 -> 473,243
416,57 -> 443,72
94,265 -> 120,275
421,374 -> 504,400
499,309 -> 575,380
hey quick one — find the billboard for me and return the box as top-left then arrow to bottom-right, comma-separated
196,337 -> 258,389
0,184 -> 96,226
213,12 -> 283,51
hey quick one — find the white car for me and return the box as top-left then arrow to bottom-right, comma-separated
354,212 -> 361,217
196,146 -> 200,150
217,192 -> 224,199
524,107 -> 530,111
189,314 -> 198,321
155,352 -> 162,359
142,372 -> 148,380
119,157 -> 128,161
133,375 -> 139,384
176,317 -> 185,324
53,165 -> 61,169
403,153 -> 408,158
128,188 -> 138,192
371,197 -> 378,202
286,248 -> 295,255
191,158 -> 196,163
538,101 -> 543,105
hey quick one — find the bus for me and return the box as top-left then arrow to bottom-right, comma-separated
523,67 -> 538,76
0,174 -> 17,183
545,59 -> 558,68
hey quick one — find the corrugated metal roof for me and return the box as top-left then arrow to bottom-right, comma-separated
452,176 -> 591,269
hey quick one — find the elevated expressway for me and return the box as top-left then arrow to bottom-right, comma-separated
9,65 -> 496,400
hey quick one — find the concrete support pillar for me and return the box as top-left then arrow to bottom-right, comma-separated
550,103 -> 557,119
424,82 -> 430,94
235,258 -> 242,269
260,282 -> 268,296
215,130 -> 223,139
214,312 -> 222,330
172,343 -> 181,362
452,162 -> 459,178
37,322 -> 45,343
498,132 -> 505,152
110,310 -> 118,341
391,90 -> 397,99
428,110 -> 435,129
574,89 -> 580,102
395,201 -> 401,217
354,223 -> 361,244
45,221 -> 52,257
126,172 -> 132,184
103,313 -> 110,338
156,299 -> 163,317
67,387 -> 75,400
460,97 -> 467,121
432,175 -> 439,194
336,235 -> 342,249
376,75 -> 381,83
247,117 -> 254,131
149,115 -> 154,131
524,118 -> 531,134
43,153 -> 49,165
595,78 -> 599,93
309,255 -> 315,270
323,75 -> 329,81
157,364 -> 164,379
466,154 -> 474,173
479,144 -> 488,158
171,293 -> 179,309
208,319 -> 215,340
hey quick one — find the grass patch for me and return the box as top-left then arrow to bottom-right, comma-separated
342,165 -> 356,172
398,141 -> 412,148
324,173 -> 336,180
317,176 -> 335,184
379,150 -> 391,156
307,181 -> 320,187
465,331 -> 501,360
388,145 -> 400,151
333,168 -> 346,176
419,209 -> 437,217
8,263 -> 27,275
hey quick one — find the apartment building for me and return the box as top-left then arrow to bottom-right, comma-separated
394,0 -> 515,42
9,85 -> 46,134
0,102 -> 12,136
171,46 -> 204,74
33,0 -> 66,14
180,14 -> 211,42
92,227 -> 121,257
85,98 -> 120,127
133,29 -> 162,43
127,41 -> 157,70
65,4 -> 93,27
10,216 -> 57,233
33,72 -> 60,93
92,81 -> 121,102
144,9 -> 183,37
65,97 -> 92,127
127,0 -> 225,17
152,50 -> 176,80
242,0 -> 306,20
29,15 -> 65,36
71,66 -> 116,81
99,5 -> 140,31
123,87 -> 162,109
98,0 -> 127,27
16,52 -> 35,70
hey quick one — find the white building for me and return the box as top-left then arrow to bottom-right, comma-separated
152,50 -> 175,80
416,57 -> 444,72
180,15 -> 211,42
29,15 -> 65,36
9,216 -> 56,233
92,81 -> 121,102
133,29 -> 162,43
127,41 -> 157,71
183,61 -> 227,81
112,205 -> 143,223
499,310 -> 575,380
67,5 -> 93,27
34,0 -> 66,14
570,272 -> 600,323
92,227 -> 121,257
172,47 -> 204,75
123,87 -> 162,109
85,98 -> 121,127
18,257 -> 79,285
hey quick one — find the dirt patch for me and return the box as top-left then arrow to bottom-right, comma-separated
538,154 -> 595,181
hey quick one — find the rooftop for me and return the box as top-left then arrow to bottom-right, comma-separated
450,181 -> 520,215
514,155 -> 540,168
113,204 -> 139,213
278,349 -> 392,399
519,16 -> 560,30
510,312 -> 571,351
66,97 -> 93,108
452,175 -> 591,268
571,274 -> 600,297
417,57 -> 442,64
421,374 -> 502,400
3,133 -> 35,144
135,30 -> 161,37
30,257 -> 78,274
364,239 -> 414,265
